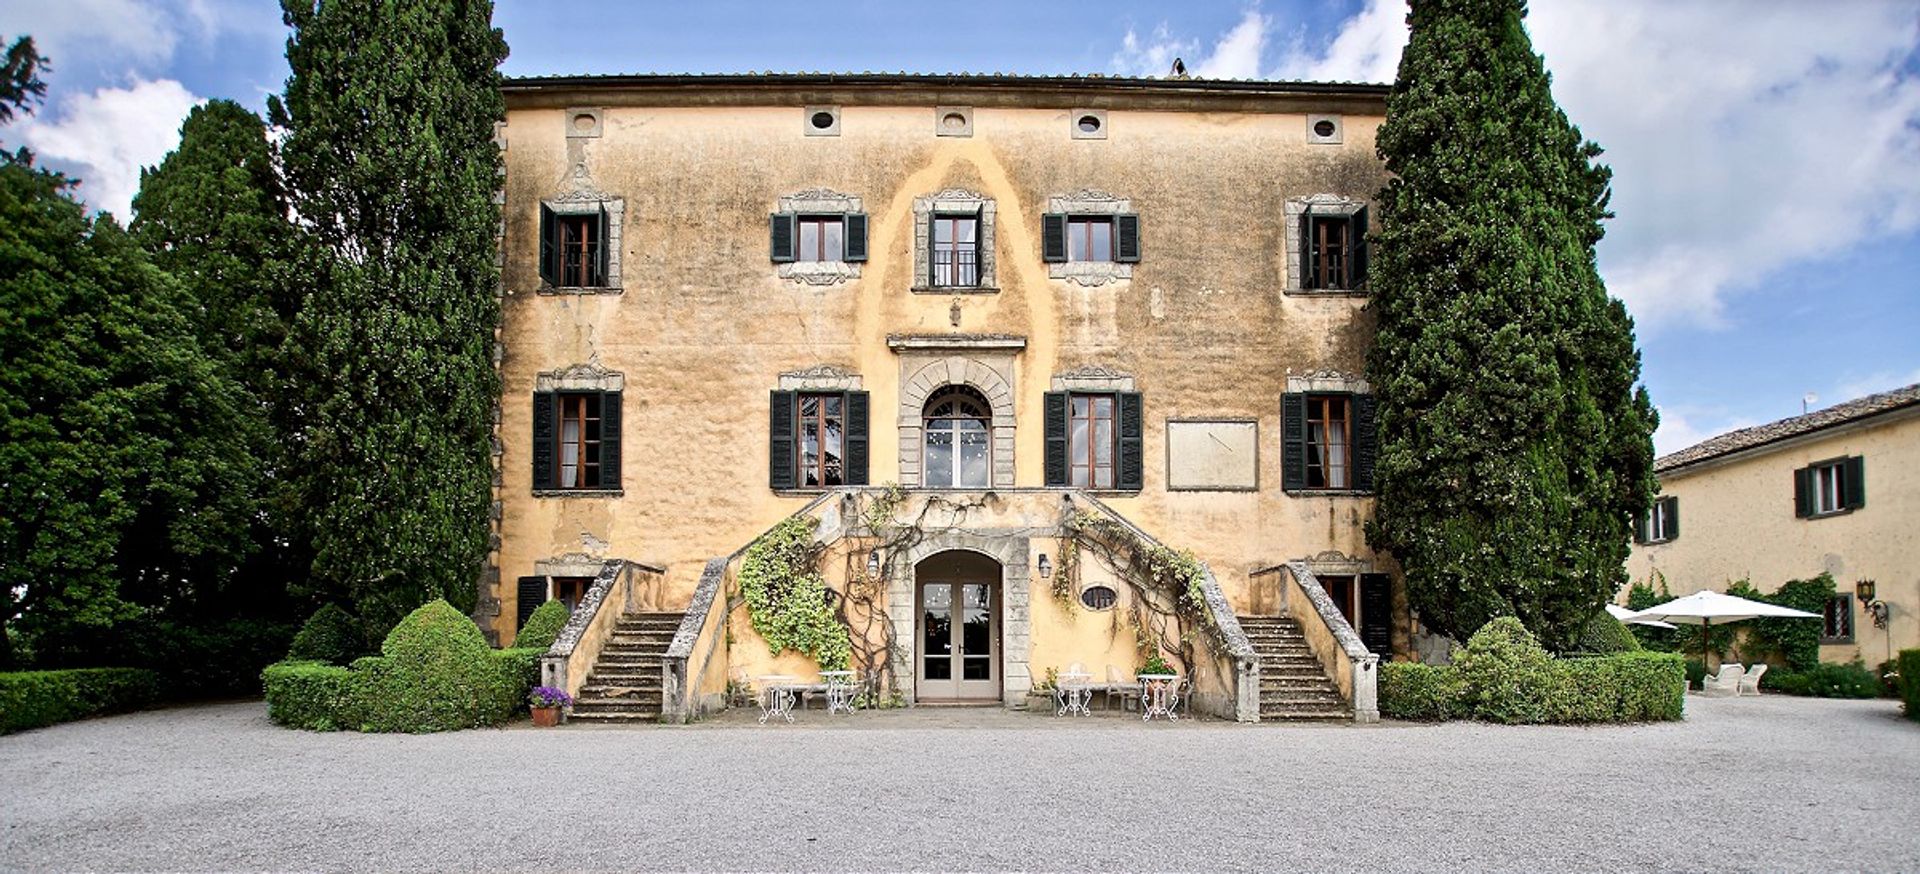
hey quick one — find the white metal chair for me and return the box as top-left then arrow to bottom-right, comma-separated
1737,663 -> 1768,696
1701,664 -> 1744,697
1106,664 -> 1141,712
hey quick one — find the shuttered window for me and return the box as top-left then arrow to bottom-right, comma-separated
531,390 -> 622,492
1044,390 -> 1143,490
1795,456 -> 1864,518
538,203 -> 611,287
772,212 -> 868,263
1300,205 -> 1368,291
1042,212 -> 1141,264
1637,496 -> 1680,544
1283,392 -> 1377,492
769,389 -> 868,490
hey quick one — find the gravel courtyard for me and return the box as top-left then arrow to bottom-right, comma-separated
3,696 -> 1915,872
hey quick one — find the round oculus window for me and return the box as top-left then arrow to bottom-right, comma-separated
942,112 -> 968,131
1077,114 -> 1103,134
1080,585 -> 1118,610
1313,119 -> 1338,138
571,113 -> 596,132
810,111 -> 836,130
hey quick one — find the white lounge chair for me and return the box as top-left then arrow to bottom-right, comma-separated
1738,663 -> 1768,696
1701,664 -> 1744,697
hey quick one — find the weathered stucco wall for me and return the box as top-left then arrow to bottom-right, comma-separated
491,84 -> 1397,677
1626,409 -> 1920,664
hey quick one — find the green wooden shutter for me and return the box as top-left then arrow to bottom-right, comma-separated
1043,391 -> 1069,486
844,213 -> 868,262
1350,205 -> 1369,288
517,576 -> 547,631
1359,573 -> 1393,656
1042,213 -> 1067,263
538,204 -> 558,286
599,391 -> 621,490
1117,391 -> 1144,491
1843,456 -> 1865,509
1633,510 -> 1649,544
1793,466 -> 1812,518
1281,393 -> 1306,491
1299,207 -> 1317,290
593,202 -> 611,286
844,391 -> 869,485
769,390 -> 796,489
1354,393 -> 1378,492
532,392 -> 556,489
770,213 -> 796,262
1664,496 -> 1679,540
1115,213 -> 1141,263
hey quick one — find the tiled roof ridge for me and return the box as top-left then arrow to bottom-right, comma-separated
1657,382 -> 1920,473
503,70 -> 1391,90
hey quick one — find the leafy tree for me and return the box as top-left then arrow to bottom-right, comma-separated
0,101 -> 258,668
268,0 -> 508,633
1365,0 -> 1657,651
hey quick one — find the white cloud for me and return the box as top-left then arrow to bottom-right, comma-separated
1110,23 -> 1197,78
1832,367 -> 1920,405
1110,10 -> 1270,80
4,0 -> 182,70
1652,408 -> 1762,457
1274,0 -> 1403,83
16,79 -> 204,220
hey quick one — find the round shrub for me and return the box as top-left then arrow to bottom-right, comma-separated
1379,662 -> 1465,720
513,599 -> 570,650
1573,610 -> 1641,655
287,603 -> 367,665
359,600 -> 518,732
1455,617 -> 1563,724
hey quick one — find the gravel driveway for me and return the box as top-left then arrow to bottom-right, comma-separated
3,695 -> 1915,872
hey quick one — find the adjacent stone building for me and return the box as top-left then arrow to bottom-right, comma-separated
1627,384 -> 1920,667
486,72 -> 1403,721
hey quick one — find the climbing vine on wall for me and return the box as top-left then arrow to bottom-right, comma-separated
738,516 -> 851,672
1058,509 -> 1221,676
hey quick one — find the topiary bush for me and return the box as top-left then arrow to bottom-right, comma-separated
1572,610 -> 1641,655
512,599 -> 570,650
1455,617 -> 1564,724
0,668 -> 162,734
1558,651 -> 1685,722
1379,662 -> 1465,720
261,661 -> 363,731
1897,649 -> 1919,721
287,603 -> 368,665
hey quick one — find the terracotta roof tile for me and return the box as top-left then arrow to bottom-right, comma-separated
1657,383 -> 1920,473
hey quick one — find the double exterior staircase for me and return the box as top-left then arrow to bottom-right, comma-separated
1239,615 -> 1351,721
569,612 -> 682,723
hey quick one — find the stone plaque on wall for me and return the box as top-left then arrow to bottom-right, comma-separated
1166,419 -> 1259,491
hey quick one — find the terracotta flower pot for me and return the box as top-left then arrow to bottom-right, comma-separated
531,705 -> 562,727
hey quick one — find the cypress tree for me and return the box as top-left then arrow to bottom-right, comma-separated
269,0 -> 508,632
1365,0 -> 1657,651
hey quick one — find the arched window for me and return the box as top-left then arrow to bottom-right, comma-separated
923,386 -> 991,488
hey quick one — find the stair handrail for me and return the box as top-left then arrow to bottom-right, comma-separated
1069,493 -> 1261,723
662,491 -> 842,722
1280,560 -> 1380,722
540,558 -> 667,696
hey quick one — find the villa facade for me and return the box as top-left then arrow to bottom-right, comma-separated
480,72 -> 1405,721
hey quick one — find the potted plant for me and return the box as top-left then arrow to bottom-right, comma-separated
1138,652 -> 1175,677
529,686 -> 572,727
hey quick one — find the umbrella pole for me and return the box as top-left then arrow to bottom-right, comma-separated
1701,619 -> 1711,670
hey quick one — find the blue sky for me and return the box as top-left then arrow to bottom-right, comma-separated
3,0 -> 1916,454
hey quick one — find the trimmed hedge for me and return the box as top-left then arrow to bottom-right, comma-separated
1763,659 -> 1882,699
1898,649 -> 1919,721
287,603 -> 368,665
261,600 -> 542,733
1573,610 -> 1641,655
512,599 -> 569,650
1380,618 -> 1684,724
1,668 -> 162,734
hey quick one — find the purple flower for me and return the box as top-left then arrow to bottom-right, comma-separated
529,685 -> 572,708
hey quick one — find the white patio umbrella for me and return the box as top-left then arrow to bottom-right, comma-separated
1606,603 -> 1675,630
1627,590 -> 1820,663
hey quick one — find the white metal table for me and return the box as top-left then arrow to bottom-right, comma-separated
1138,673 -> 1182,721
820,670 -> 859,715
1057,671 -> 1094,716
757,674 -> 799,724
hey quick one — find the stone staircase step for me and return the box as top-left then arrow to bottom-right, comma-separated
564,611 -> 684,723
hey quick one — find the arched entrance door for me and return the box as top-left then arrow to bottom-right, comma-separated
914,550 -> 1002,702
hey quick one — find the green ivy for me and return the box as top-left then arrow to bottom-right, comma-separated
737,517 -> 851,672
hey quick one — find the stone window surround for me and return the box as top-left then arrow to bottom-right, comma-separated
1285,371 -> 1372,498
777,363 -> 863,392
1049,364 -> 1137,394
538,190 -> 625,296
775,189 -> 864,286
563,107 -> 603,139
532,363 -> 624,498
893,343 -> 1020,490
912,189 -> 998,293
882,534 -> 1034,706
1047,191 -> 1134,287
1284,193 -> 1367,296
1300,549 -> 1376,579
934,106 -> 973,138
1305,113 -> 1343,145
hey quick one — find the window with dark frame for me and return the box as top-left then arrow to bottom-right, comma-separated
797,392 -> 845,488
552,577 -> 593,612
1809,460 -> 1846,515
558,215 -> 597,287
1070,393 -> 1116,489
538,203 -> 612,289
1795,455 -> 1864,518
1299,205 -> 1368,291
796,215 -> 845,263
1822,593 -> 1853,642
1310,215 -> 1349,289
1641,495 -> 1679,543
1319,575 -> 1357,626
556,392 -> 603,489
1304,394 -> 1352,489
1066,216 -> 1114,262
931,214 -> 980,287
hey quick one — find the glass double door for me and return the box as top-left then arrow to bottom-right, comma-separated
916,581 -> 999,701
